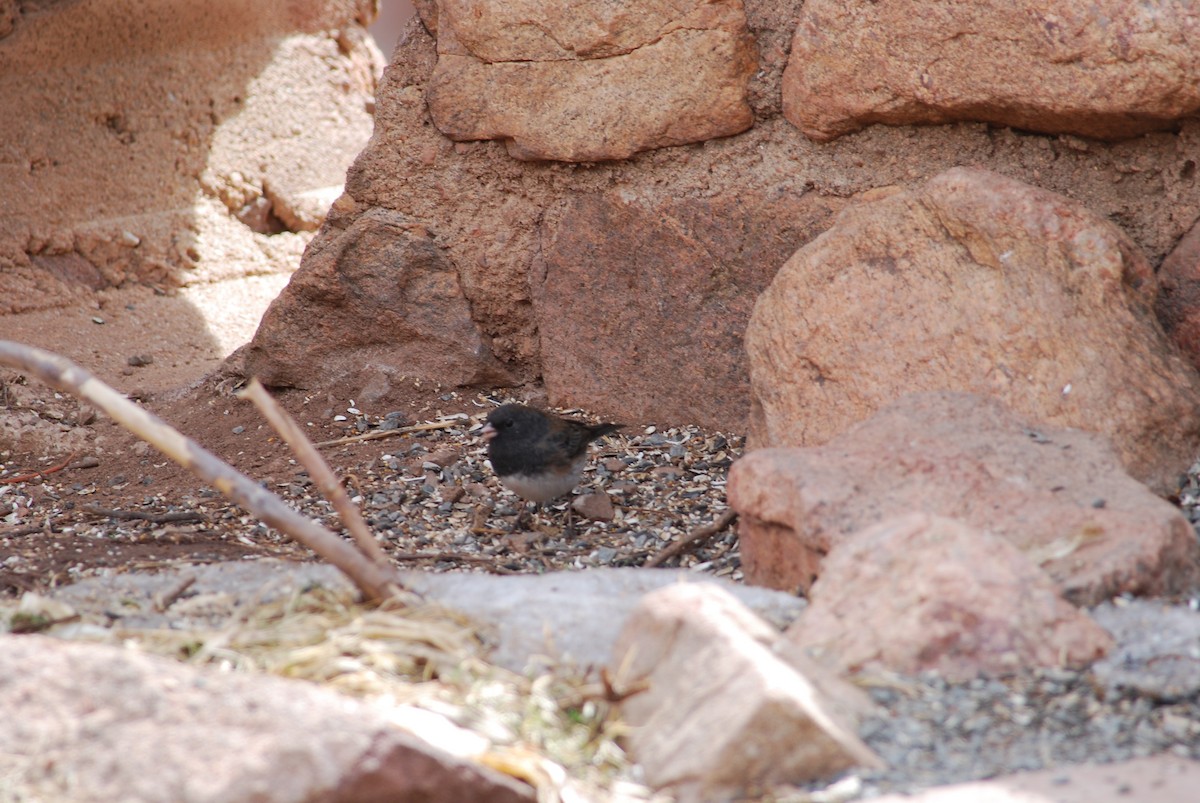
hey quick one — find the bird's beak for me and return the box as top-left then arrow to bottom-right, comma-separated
481,423 -> 497,442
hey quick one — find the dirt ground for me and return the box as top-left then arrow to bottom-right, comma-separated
0,277 -> 740,597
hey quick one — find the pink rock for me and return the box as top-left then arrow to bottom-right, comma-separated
789,513 -> 1114,681
745,166 -> 1200,493
1156,217 -> 1200,371
426,0 -> 756,161
535,189 -> 842,429
612,583 -> 882,801
728,392 -> 1200,606
0,634 -> 533,802
244,207 -> 510,401
783,0 -> 1200,142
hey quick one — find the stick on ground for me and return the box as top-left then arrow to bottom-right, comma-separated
0,340 -> 404,603
644,508 -> 738,568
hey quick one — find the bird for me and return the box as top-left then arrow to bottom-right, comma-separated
481,403 -> 623,505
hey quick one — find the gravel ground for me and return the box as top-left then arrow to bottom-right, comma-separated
4,392 -> 1200,800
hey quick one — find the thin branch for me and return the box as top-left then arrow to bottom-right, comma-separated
315,419 -> 463,448
0,340 -> 404,603
239,379 -> 393,570
83,506 -> 204,524
644,508 -> 738,568
0,452 -> 76,484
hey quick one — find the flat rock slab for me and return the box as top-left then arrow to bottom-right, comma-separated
0,634 -> 534,803
533,188 -> 841,429
48,562 -> 806,673
403,566 -> 807,672
426,0 -> 756,161
783,0 -> 1200,142
869,755 -> 1200,803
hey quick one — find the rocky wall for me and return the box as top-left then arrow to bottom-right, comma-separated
244,1 -> 1200,450
0,0 -> 383,315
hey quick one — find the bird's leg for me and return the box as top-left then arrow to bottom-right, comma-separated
563,502 -> 576,540
515,502 -> 535,530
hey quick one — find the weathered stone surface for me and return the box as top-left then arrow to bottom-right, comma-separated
745,167 -> 1200,493
789,513 -> 1114,680
728,392 -> 1200,606
534,189 -> 841,429
247,9 -> 1200,429
244,207 -> 509,400
1156,216 -> 1200,371
869,755 -> 1200,803
426,0 -> 756,161
783,0 -> 1200,142
0,634 -> 534,803
612,583 -> 881,801
0,0 -> 382,315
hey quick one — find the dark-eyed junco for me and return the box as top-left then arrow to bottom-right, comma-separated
481,403 -> 623,504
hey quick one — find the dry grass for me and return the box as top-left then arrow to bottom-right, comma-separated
4,585 -> 647,801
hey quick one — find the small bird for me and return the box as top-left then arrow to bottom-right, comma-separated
481,403 -> 623,505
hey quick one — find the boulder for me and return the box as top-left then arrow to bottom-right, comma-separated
243,206 -> 510,399
789,513 -> 1114,681
728,392 -> 1200,606
783,0 -> 1200,141
612,583 -> 881,801
745,166 -> 1200,493
0,634 -> 533,803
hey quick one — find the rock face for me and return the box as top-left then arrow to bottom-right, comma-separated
0,634 -> 534,803
727,392 -> 1200,606
612,583 -> 881,801
746,167 -> 1200,492
533,189 -> 841,429
789,513 -> 1114,681
244,206 -> 510,398
0,0 -> 382,315
783,0 -> 1200,142
425,0 -> 757,161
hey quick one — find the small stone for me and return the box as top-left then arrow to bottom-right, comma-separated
572,492 -> 615,521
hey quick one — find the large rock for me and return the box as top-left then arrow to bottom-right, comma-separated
612,583 -> 881,801
745,167 -> 1200,492
0,634 -> 534,802
1156,216 -> 1200,371
0,0 -> 382,315
727,392 -> 1200,606
244,206 -> 510,398
782,0 -> 1200,142
533,189 -> 841,429
425,0 -> 756,161
789,513 -> 1114,681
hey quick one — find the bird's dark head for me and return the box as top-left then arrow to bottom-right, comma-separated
481,403 -> 544,443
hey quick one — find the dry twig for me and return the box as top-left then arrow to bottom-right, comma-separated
315,419 -> 463,448
83,506 -> 204,524
0,340 -> 404,603
643,508 -> 738,568
239,379 -> 394,571
0,452 -> 76,484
